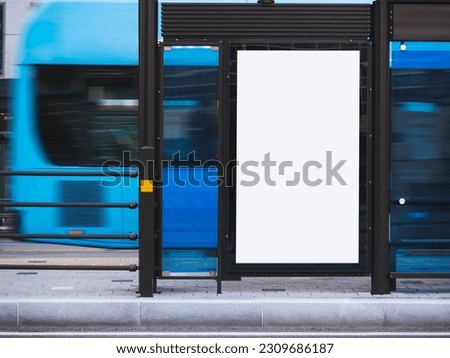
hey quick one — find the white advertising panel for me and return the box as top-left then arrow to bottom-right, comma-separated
236,50 -> 360,264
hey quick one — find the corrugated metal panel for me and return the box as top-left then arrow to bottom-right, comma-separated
162,4 -> 372,41
392,4 -> 450,41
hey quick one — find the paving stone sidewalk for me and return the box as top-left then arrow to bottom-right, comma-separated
1,270 -> 449,331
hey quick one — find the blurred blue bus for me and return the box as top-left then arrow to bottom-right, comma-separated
10,0 -> 219,269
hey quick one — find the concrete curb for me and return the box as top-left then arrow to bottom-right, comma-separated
1,298 -> 450,329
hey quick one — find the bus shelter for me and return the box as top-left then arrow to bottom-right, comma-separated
138,0 -> 450,297
0,0 -> 436,297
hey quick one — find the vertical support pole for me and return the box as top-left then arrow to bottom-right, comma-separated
0,114 -> 6,211
138,0 -> 159,297
217,41 -> 228,292
371,0 -> 391,294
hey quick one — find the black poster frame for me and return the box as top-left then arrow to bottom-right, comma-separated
219,40 -> 372,276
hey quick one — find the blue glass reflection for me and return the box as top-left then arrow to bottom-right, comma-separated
390,41 -> 450,273
161,47 -> 219,273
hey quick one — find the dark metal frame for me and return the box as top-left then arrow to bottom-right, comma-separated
157,40 -> 224,293
161,3 -> 372,42
221,40 -> 372,277
138,0 -> 160,297
161,2 -> 377,288
391,0 -> 450,41
371,0 -> 450,293
160,2 -> 391,291
218,41 -> 241,283
371,0 -> 391,294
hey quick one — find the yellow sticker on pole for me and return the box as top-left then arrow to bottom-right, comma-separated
140,179 -> 154,193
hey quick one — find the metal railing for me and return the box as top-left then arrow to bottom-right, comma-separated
0,169 -> 140,272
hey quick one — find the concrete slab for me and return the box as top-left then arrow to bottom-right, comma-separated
384,300 -> 450,328
0,301 -> 17,327
17,300 -> 140,327
140,300 -> 262,328
262,299 -> 386,328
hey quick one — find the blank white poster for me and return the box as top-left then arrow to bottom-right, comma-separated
236,50 -> 360,264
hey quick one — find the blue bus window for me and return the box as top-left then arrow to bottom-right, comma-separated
37,66 -> 138,166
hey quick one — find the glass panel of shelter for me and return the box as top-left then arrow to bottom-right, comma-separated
161,46 -> 219,276
390,41 -> 450,273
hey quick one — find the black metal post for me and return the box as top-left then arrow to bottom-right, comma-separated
217,41 -> 228,294
371,0 -> 391,294
0,114 -> 7,213
138,0 -> 159,297
218,41 -> 241,283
